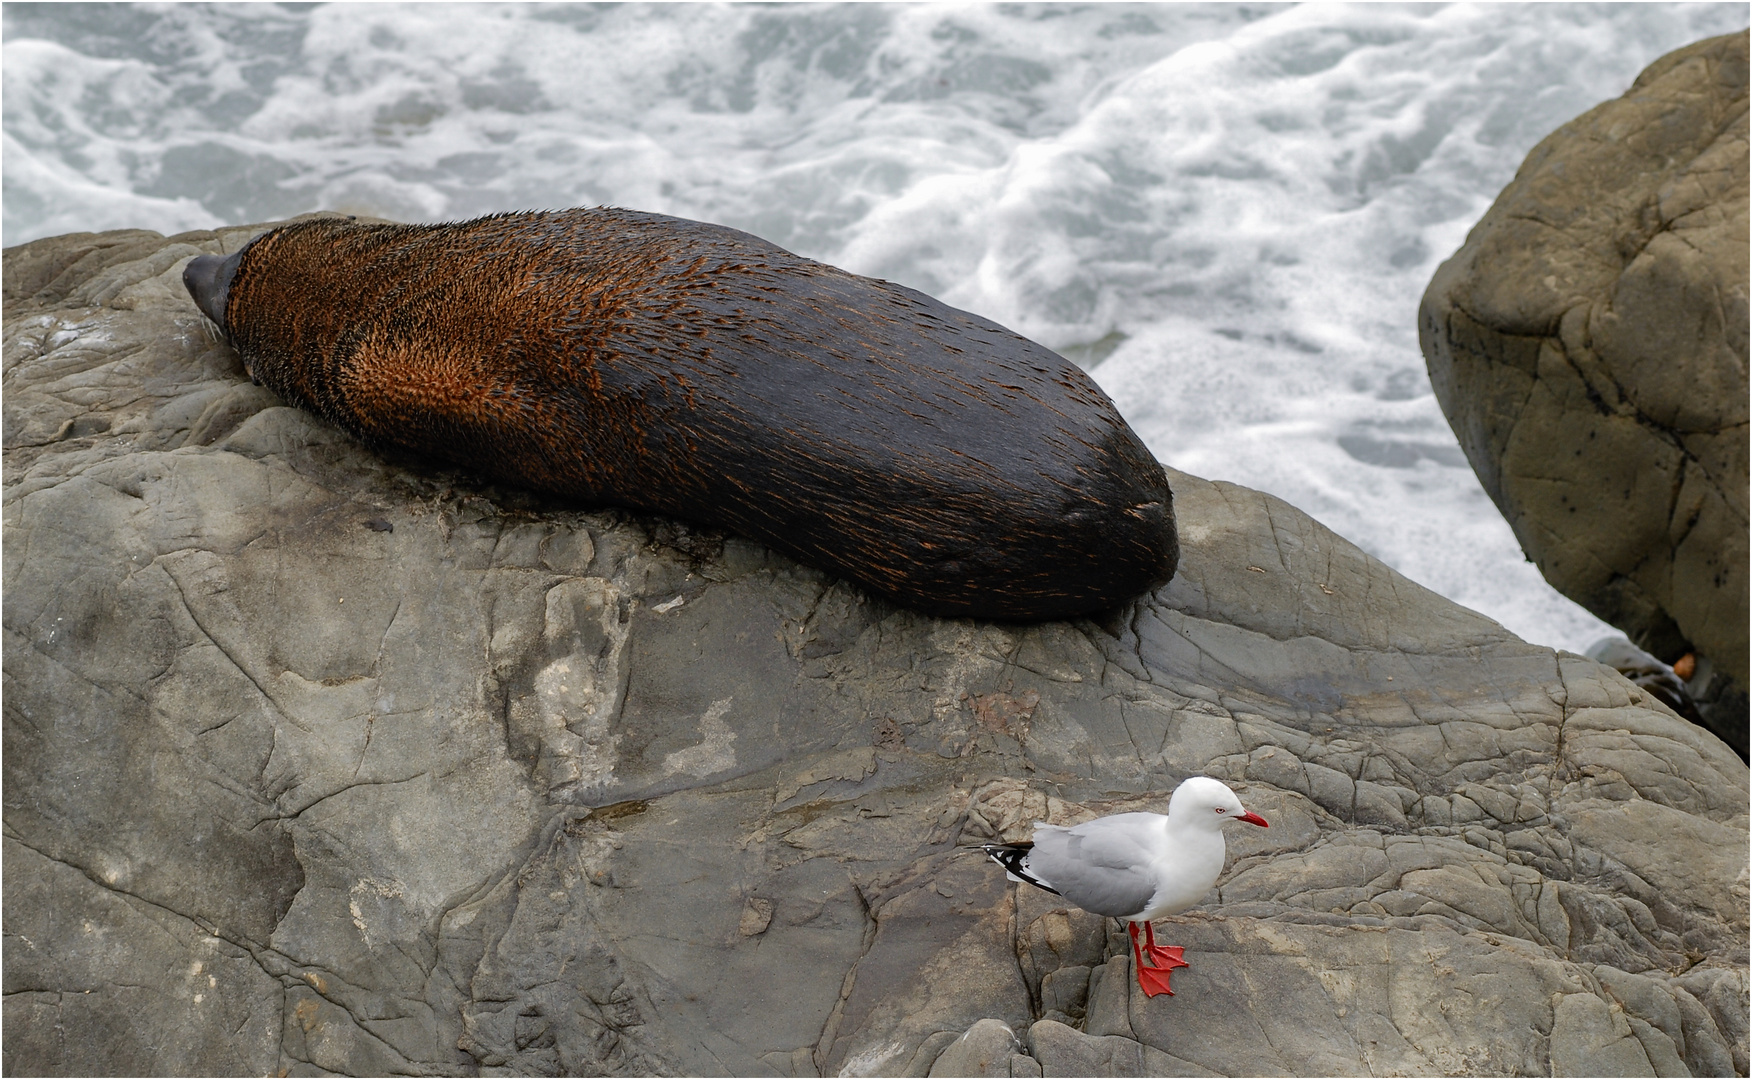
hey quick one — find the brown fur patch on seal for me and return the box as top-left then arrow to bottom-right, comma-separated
217,208 -> 1177,620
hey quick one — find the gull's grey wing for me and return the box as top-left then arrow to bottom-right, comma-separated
1062,814 -> 1165,866
1028,818 -> 1160,918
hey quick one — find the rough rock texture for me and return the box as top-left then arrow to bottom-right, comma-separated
4,224 -> 1749,1077
1419,31 -> 1750,758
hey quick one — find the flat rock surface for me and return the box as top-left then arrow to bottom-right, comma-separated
1419,31 -> 1749,756
4,223 -> 1748,1077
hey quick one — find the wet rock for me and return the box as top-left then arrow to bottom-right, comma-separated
1420,31 -> 1749,757
3,223 -> 1747,1076
1587,636 -> 1705,729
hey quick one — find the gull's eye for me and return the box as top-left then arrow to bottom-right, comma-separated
1215,807 -> 1225,814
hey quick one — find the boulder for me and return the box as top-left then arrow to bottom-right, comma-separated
927,1018 -> 1030,1077
1419,31 -> 1749,757
4,223 -> 1747,1077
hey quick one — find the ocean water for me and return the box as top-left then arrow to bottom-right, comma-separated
6,3 -> 1745,652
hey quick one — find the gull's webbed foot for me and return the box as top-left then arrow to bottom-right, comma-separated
1130,920 -> 1190,997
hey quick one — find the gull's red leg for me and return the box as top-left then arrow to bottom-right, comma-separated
1144,920 -> 1190,971
1133,920 -> 1187,998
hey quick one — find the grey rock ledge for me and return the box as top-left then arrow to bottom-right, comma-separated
3,223 -> 1747,1077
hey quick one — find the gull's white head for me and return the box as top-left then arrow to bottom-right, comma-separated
1168,776 -> 1269,831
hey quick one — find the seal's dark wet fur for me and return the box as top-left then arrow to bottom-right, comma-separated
194,209 -> 1178,620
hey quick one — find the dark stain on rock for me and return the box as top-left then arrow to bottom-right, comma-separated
588,799 -> 650,823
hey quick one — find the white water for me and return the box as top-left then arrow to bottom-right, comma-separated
6,3 -> 1744,651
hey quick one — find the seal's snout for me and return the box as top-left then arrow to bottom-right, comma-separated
183,250 -> 244,331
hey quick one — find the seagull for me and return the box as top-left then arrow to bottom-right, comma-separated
983,776 -> 1267,998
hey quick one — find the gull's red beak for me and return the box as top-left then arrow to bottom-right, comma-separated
1237,811 -> 1269,827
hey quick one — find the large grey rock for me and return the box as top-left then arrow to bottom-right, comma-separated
1419,32 -> 1749,757
3,224 -> 1748,1076
1549,992 -> 1657,1078
1027,1018 -> 1206,1077
926,1018 -> 1028,1077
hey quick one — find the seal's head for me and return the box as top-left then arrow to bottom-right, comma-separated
182,249 -> 245,334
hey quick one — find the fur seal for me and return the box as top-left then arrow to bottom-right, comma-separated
183,209 -> 1177,620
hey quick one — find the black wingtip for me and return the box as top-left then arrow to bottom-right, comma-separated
982,841 -> 1061,897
